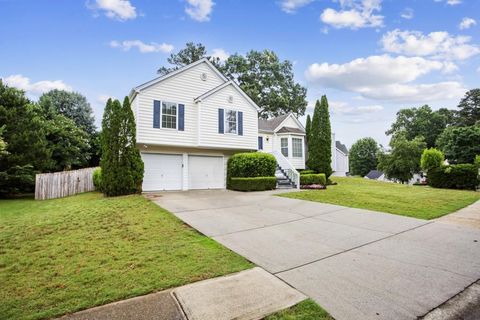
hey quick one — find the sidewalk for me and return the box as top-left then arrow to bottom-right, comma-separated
60,267 -> 306,320
436,200 -> 480,229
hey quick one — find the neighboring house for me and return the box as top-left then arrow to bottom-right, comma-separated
365,170 -> 425,185
331,139 -> 349,177
130,58 -> 260,191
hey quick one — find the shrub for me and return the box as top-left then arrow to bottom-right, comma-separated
421,148 -> 444,172
475,155 -> 480,168
428,164 -> 479,190
300,173 -> 326,186
229,177 -> 277,191
300,170 -> 315,175
227,152 -> 276,178
92,167 -> 102,191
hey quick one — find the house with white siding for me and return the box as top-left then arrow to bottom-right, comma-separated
129,58 -> 345,191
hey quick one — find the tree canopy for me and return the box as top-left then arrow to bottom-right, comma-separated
436,124 -> 480,164
377,135 -> 426,184
456,89 -> 480,126
349,137 -> 379,177
157,42 -> 308,118
307,96 -> 332,177
39,89 -> 95,135
386,105 -> 454,148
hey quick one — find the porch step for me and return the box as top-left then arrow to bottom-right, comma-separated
275,166 -> 296,189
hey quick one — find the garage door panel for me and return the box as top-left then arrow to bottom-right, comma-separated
189,156 -> 224,190
142,153 -> 183,191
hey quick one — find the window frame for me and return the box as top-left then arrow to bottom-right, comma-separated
280,137 -> 289,157
160,101 -> 179,130
224,109 -> 238,135
292,137 -> 303,158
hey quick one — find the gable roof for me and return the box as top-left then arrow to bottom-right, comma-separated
258,114 -> 289,132
194,80 -> 260,112
129,58 -> 228,100
365,170 -> 384,179
336,141 -> 349,155
277,127 -> 305,134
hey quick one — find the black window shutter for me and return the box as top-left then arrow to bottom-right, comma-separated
178,104 -> 185,131
258,136 -> 263,150
238,111 -> 243,136
153,100 -> 160,128
218,108 -> 224,134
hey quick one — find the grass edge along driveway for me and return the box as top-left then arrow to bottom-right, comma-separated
280,177 -> 480,220
0,192 -> 253,320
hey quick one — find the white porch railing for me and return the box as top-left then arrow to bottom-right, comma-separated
270,151 -> 300,189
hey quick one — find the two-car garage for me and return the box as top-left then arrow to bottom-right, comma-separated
141,153 -> 225,191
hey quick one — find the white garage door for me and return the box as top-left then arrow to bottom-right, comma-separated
141,153 -> 183,191
188,155 -> 224,190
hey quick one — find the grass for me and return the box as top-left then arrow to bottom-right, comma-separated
280,177 -> 480,220
265,299 -> 334,320
0,192 -> 252,320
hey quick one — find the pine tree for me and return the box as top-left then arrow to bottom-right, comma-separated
307,96 -> 332,177
100,97 -> 143,196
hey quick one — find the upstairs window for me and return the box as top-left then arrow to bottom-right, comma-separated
162,102 -> 177,129
225,109 -> 237,134
281,138 -> 289,157
292,138 -> 303,157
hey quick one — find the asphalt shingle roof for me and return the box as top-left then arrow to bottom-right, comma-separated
258,114 -> 289,132
336,141 -> 349,155
365,170 -> 384,179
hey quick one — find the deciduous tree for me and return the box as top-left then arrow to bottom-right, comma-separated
436,125 -> 480,164
349,137 -> 379,176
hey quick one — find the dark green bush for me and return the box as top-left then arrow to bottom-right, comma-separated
92,167 -> 102,191
300,170 -> 315,175
428,164 -> 479,190
229,177 -> 277,191
227,152 -> 276,178
300,173 -> 326,186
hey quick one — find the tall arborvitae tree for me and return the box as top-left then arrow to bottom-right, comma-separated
307,96 -> 332,177
100,97 -> 143,196
305,114 -> 311,143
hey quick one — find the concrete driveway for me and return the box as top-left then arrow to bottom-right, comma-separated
150,190 -> 480,320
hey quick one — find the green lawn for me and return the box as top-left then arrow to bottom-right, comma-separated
280,177 -> 480,220
0,192 -> 252,320
265,299 -> 334,320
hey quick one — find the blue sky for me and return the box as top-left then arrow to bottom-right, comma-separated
1,0 -> 479,147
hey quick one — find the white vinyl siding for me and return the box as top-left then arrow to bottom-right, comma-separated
292,138 -> 303,158
135,62 -> 224,147
281,138 -> 289,157
199,85 -> 257,150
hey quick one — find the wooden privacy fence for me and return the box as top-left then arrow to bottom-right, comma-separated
35,167 -> 98,200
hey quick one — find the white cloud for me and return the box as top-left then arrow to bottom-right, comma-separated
305,54 -> 465,102
87,0 -> 137,21
331,101 -> 384,115
433,0 -> 462,5
97,94 -> 114,105
320,0 -> 384,29
477,66 -> 480,73
459,17 -> 476,30
280,0 -> 313,13
2,74 -> 72,96
400,7 -> 414,19
110,40 -> 174,53
210,48 -> 229,62
381,29 -> 480,61
185,0 -> 214,22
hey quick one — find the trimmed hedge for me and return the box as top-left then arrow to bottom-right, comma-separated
300,170 -> 315,175
428,164 -> 479,190
92,168 -> 102,191
300,173 -> 326,186
229,177 -> 277,191
227,152 -> 276,178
